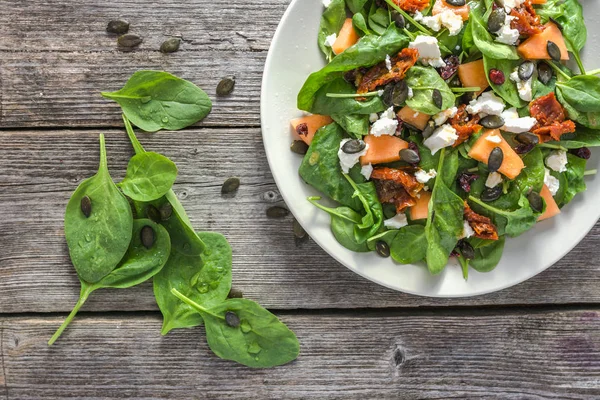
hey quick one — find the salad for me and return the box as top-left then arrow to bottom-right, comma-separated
289,0 -> 600,277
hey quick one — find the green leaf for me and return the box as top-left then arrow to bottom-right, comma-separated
119,152 -> 178,202
352,13 -> 371,36
405,66 -> 456,115
346,0 -> 369,14
537,0 -> 586,53
102,70 -> 212,132
557,75 -> 600,113
556,90 -> 600,129
312,79 -> 386,116
368,3 -> 390,35
470,11 -> 519,60
390,225 -> 427,264
469,194 -> 539,237
547,127 -> 600,149
469,236 -> 505,273
483,56 -> 525,108
331,113 -> 370,138
559,153 -> 587,206
318,0 -> 346,61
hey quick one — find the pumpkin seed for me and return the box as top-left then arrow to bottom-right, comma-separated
515,132 -> 539,145
432,89 -> 443,109
399,148 -> 420,164
117,34 -> 142,48
375,240 -> 390,258
266,206 -> 289,218
392,80 -> 409,106
227,287 -> 244,299
518,61 -> 535,81
547,41 -> 562,62
488,8 -> 506,34
446,0 -> 466,5
381,84 -> 395,107
290,140 -> 309,155
159,203 -> 173,221
537,62 -> 553,85
225,311 -> 241,327
146,204 -> 161,223
140,225 -> 155,249
80,195 -> 92,218
481,186 -> 503,202
480,115 -> 505,129
392,11 -> 405,29
458,240 -> 475,260
221,177 -> 240,194
160,38 -> 181,53
527,191 -> 544,213
488,147 -> 504,173
422,119 -> 435,138
106,20 -> 130,35
216,77 -> 235,96
293,219 -> 307,239
342,139 -> 366,154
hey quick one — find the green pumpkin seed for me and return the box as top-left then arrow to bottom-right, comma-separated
117,34 -> 142,48
527,191 -> 544,213
480,115 -> 505,129
515,132 -> 539,145
290,140 -> 309,155
381,84 -> 395,107
216,77 -> 235,96
266,206 -> 289,218
488,8 -> 506,34
392,11 -> 405,29
458,240 -> 475,260
481,186 -> 503,202
392,80 -> 409,106
446,0 -> 466,5
159,203 -> 173,221
146,204 -> 161,223
160,38 -> 181,53
80,195 -> 92,218
375,240 -> 390,258
225,311 -> 241,327
293,219 -> 307,239
399,148 -> 420,164
537,62 -> 553,85
422,120 -> 435,138
547,41 -> 561,62
432,89 -> 443,109
518,61 -> 535,81
140,225 -> 155,249
341,139 -> 366,154
488,147 -> 504,173
221,177 -> 240,194
106,20 -> 130,35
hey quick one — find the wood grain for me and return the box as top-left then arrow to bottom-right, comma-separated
1,128 -> 600,313
2,310 -> 599,399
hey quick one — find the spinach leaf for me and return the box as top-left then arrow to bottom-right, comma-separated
297,24 -> 409,111
469,236 -> 505,273
548,127 -> 600,148
346,0 -> 369,14
49,218 -> 171,345
331,113 -> 370,138
483,56 -> 525,108
312,79 -> 386,115
368,2 -> 390,35
537,0 -> 586,54
64,134 -> 133,283
352,13 -> 371,36
470,11 -> 519,60
559,153 -> 587,206
556,90 -> 600,129
557,75 -> 600,113
405,66 -> 455,115
319,0 -> 347,61
533,73 -> 556,98
366,229 -> 398,251
469,194 -> 540,237
119,152 -> 178,202
171,290 -> 300,368
345,175 -> 384,242
390,225 -> 427,264
102,70 -> 212,132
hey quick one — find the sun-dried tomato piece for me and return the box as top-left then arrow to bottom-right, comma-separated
529,93 -> 575,142
510,0 -> 542,37
464,202 -> 499,241
374,180 -> 416,213
533,120 -> 576,142
371,167 -> 423,197
450,104 -> 482,146
391,0 -> 429,13
357,48 -> 419,96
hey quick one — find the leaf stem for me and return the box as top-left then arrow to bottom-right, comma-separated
98,133 -> 107,171
326,91 -> 380,98
548,62 -> 571,81
584,169 -> 598,176
122,114 -> 146,155
48,285 -> 93,346
385,0 -> 431,36
170,288 -> 224,320
451,87 -> 481,93
539,143 -> 568,151
587,68 -> 600,76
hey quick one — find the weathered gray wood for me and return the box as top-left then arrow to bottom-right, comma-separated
1,128 -> 600,312
2,310 -> 599,399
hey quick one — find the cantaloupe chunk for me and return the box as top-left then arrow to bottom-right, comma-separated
468,129 -> 525,179
360,134 -> 409,165
457,59 -> 489,95
290,114 -> 333,145
432,0 -> 470,21
397,106 -> 430,130
332,19 -> 360,55
530,0 -> 547,4
538,184 -> 560,221
518,22 -> 569,61
410,191 -> 432,221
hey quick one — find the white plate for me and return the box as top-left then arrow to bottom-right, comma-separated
260,0 -> 600,297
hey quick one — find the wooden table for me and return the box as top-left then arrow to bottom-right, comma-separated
1,1 -> 599,398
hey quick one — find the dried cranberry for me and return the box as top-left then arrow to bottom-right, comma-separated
570,147 -> 591,160
408,142 -> 420,157
395,117 -> 404,136
458,173 -> 479,193
489,69 -> 506,85
439,55 -> 460,80
295,123 -> 308,137
514,143 -> 535,154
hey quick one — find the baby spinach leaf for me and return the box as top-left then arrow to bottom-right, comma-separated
533,73 -> 556,98
297,24 -> 409,111
49,218 -> 171,345
483,56 -> 525,108
469,194 -> 539,237
557,75 -> 600,113
405,66 -> 455,115
352,13 -> 371,36
319,0 -> 346,61
470,11 -> 519,60
331,113 -> 370,138
559,153 -> 587,206
548,127 -> 600,148
346,0 -> 369,14
345,174 -> 384,243
368,3 -> 390,35
64,134 -> 133,283
390,225 -> 427,264
312,79 -> 386,115
537,0 -> 586,53
102,70 -> 212,132
119,152 -> 178,202
171,290 -> 299,368
556,90 -> 600,129
366,229 -> 399,251
469,236 -> 505,273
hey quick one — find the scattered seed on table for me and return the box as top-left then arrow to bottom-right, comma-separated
266,206 -> 289,218
293,219 -> 309,246
221,177 -> 240,194
216,77 -> 236,96
106,20 -> 130,35
117,34 -> 142,49
160,38 -> 181,53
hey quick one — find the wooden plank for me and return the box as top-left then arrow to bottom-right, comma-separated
2,310 -> 599,399
1,128 -> 600,312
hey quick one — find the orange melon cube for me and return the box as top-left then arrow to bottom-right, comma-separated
410,191 -> 432,221
457,59 -> 489,95
530,0 -> 547,4
432,0 -> 470,21
468,129 -> 525,180
397,106 -> 430,130
290,114 -> 333,145
332,19 -> 360,55
360,134 -> 409,165
518,22 -> 569,61
538,184 -> 560,221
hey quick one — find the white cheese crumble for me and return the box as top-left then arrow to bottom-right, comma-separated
461,220 -> 475,239
323,0 -> 332,7
466,92 -> 506,116
415,10 -> 463,36
495,14 -> 520,45
361,163 -> 373,180
415,169 -> 437,184
378,89 -> 385,97
369,113 -> 379,123
385,55 -> 392,71
433,106 -> 458,126
501,107 -> 537,133
424,124 -> 459,155
409,36 -> 446,68
324,33 -> 337,48
510,69 -> 533,102
546,150 -> 568,173
371,106 -> 398,137
384,213 -> 408,229
498,0 -> 525,12
407,87 -> 414,99
544,168 -> 560,196
485,172 -> 503,188
338,139 -> 369,173
486,134 -> 502,144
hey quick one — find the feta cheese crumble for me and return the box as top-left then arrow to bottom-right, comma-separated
384,213 -> 408,229
414,10 -> 464,36
371,106 -> 398,137
495,15 -> 520,45
510,69 -> 533,102
415,169 -> 437,184
324,33 -> 337,48
546,150 -> 568,173
338,139 -> 369,173
544,168 -> 560,196
501,108 -> 537,133
385,54 -> 392,71
407,87 -> 414,99
369,113 -> 379,123
424,124 -> 458,155
485,172 -> 503,188
409,36 -> 446,68
433,106 -> 458,126
461,220 -> 475,239
486,134 -> 502,144
466,92 -> 506,116
498,0 -> 525,12
361,163 -> 373,180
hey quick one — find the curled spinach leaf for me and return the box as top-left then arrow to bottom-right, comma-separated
556,75 -> 600,113
390,225 -> 427,264
319,0 -> 346,61
556,90 -> 600,129
468,236 -> 505,273
119,151 -> 178,202
405,66 -> 455,115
